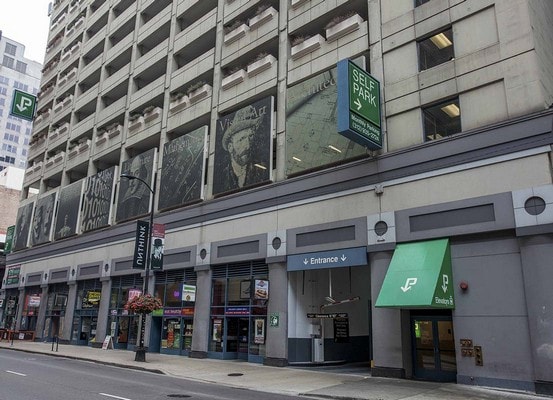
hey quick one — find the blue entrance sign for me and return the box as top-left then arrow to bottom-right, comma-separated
287,247 -> 367,271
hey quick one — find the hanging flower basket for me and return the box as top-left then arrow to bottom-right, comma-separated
124,294 -> 162,314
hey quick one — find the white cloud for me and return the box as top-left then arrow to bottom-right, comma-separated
0,0 -> 52,63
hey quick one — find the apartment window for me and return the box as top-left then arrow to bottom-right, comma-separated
16,61 -> 27,74
5,43 -> 17,56
14,81 -> 28,91
415,0 -> 431,6
0,87 -> 7,95
6,122 -> 21,132
418,28 -> 454,71
2,55 -> 14,69
0,98 -> 4,106
423,98 -> 461,141
0,75 -> 8,85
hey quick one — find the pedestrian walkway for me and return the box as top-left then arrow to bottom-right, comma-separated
0,340 -> 548,400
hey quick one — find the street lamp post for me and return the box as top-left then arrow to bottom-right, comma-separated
120,172 -> 156,362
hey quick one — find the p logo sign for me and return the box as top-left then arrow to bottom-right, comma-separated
10,90 -> 37,121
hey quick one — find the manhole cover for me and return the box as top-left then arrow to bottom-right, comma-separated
167,395 -> 191,398
227,373 -> 244,377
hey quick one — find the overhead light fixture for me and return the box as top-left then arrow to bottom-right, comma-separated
292,156 -> 302,162
328,145 -> 342,153
441,103 -> 460,118
430,32 -> 452,49
254,163 -> 267,170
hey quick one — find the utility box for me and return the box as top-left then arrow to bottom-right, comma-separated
312,336 -> 324,362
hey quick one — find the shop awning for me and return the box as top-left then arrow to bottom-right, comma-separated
375,238 -> 454,309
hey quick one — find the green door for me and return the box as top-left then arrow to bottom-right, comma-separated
411,316 -> 457,382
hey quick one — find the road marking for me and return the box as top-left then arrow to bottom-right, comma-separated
99,393 -> 132,400
6,370 -> 27,376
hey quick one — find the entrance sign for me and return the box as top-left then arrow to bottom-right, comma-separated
375,239 -> 455,309
10,89 -> 37,121
337,59 -> 382,149
287,247 -> 367,271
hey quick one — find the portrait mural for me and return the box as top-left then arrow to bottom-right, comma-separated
13,201 -> 34,251
116,149 -> 156,222
286,58 -> 367,176
30,191 -> 57,246
159,126 -> 207,211
81,166 -> 117,232
213,96 -> 273,196
54,180 -> 83,240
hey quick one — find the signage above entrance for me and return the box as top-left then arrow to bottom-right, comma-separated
287,247 -> 367,271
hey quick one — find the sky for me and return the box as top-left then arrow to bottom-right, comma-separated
0,0 -> 52,63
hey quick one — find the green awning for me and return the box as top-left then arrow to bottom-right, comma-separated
375,238 -> 454,309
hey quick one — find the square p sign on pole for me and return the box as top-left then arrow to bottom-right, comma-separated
10,89 -> 37,121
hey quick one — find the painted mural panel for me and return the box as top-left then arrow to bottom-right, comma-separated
54,180 -> 83,240
116,149 -> 156,222
30,191 -> 57,246
13,202 -> 34,251
81,166 -> 116,232
213,97 -> 273,196
159,127 -> 207,211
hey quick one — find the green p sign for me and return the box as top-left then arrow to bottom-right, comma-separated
10,89 -> 37,121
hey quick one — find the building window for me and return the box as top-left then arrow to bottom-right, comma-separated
0,98 -> 4,106
0,87 -> 7,95
14,81 -> 29,91
415,0 -> 431,6
2,55 -> 14,69
5,43 -> 17,56
418,28 -> 454,71
423,98 -> 461,141
0,75 -> 8,85
16,61 -> 27,74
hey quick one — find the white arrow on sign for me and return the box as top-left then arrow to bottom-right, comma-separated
401,277 -> 418,292
303,258 -> 309,265
16,97 -> 33,112
354,98 -> 362,111
442,274 -> 449,293
340,254 -> 347,262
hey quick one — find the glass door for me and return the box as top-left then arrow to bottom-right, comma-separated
411,316 -> 456,382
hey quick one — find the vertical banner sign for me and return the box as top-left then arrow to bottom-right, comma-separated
133,220 -> 149,269
4,225 -> 15,254
150,223 -> 165,270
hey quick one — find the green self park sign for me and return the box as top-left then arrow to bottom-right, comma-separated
10,89 -> 37,121
337,59 -> 382,149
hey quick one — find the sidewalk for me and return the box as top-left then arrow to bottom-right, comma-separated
0,340 -> 548,400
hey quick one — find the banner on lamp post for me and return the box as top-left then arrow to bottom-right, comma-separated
4,225 -> 15,254
151,223 -> 165,270
132,220 -> 149,269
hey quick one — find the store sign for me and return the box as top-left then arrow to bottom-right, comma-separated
4,225 -> 15,254
28,295 -> 41,308
132,220 -> 149,269
337,59 -> 382,149
182,284 -> 196,302
226,306 -> 249,316
83,291 -> 101,308
287,247 -> 367,271
6,266 -> 21,285
254,279 -> 269,300
128,289 -> 142,302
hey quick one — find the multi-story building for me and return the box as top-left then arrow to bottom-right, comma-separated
0,33 -> 42,171
2,0 -> 553,394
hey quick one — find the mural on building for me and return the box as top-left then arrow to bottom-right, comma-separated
13,202 -> 34,251
54,180 -> 83,240
286,61 -> 367,176
81,166 -> 117,232
30,191 -> 57,246
213,97 -> 273,195
159,126 -> 207,210
116,149 -> 156,222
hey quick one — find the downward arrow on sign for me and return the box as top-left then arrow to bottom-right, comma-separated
354,98 -> 362,111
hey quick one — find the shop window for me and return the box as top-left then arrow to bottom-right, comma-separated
423,98 -> 461,141
418,28 -> 454,71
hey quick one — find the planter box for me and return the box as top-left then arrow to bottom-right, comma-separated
63,95 -> 73,106
188,84 -> 211,103
144,107 -> 162,123
169,96 -> 189,113
59,123 -> 70,135
53,102 -> 64,113
224,24 -> 249,45
128,116 -> 144,131
291,0 -> 310,9
33,162 -> 43,171
247,54 -> 276,78
68,148 -> 78,159
248,7 -> 277,30
45,158 -> 55,168
325,14 -> 363,42
291,34 -> 324,60
78,140 -> 90,152
61,50 -> 71,62
49,130 -> 59,141
95,132 -> 108,145
107,124 -> 122,138
221,69 -> 246,90
54,152 -> 65,163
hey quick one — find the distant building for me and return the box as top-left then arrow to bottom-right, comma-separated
0,32 -> 42,171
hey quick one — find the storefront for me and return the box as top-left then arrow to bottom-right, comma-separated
108,274 -> 143,350
1,289 -> 19,332
208,261 -> 268,363
71,279 -> 102,345
20,289 -> 41,333
151,268 -> 197,355
43,283 -> 69,341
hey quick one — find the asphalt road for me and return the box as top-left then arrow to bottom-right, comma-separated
0,350 -> 304,400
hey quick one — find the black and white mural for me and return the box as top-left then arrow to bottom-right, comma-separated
54,180 -> 83,240
81,166 -> 117,232
30,191 -> 57,246
13,201 -> 34,251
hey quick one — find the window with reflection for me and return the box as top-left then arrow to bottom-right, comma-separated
423,97 -> 461,141
418,28 -> 454,71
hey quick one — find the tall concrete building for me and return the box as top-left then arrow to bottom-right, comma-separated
2,0 -> 553,394
0,33 -> 42,171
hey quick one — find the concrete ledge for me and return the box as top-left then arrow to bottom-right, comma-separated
264,357 -> 288,367
371,366 -> 405,379
189,350 -> 208,359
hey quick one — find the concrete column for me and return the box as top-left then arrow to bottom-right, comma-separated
519,234 -> 553,395
14,288 -> 25,331
62,281 -> 77,341
35,285 -> 49,340
370,251 -> 405,378
264,262 -> 288,366
190,267 -> 212,358
95,278 -> 112,343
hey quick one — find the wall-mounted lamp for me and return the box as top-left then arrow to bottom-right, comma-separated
459,281 -> 469,291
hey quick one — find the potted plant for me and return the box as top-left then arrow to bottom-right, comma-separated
124,294 -> 162,315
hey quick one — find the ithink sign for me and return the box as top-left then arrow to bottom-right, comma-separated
132,220 -> 149,269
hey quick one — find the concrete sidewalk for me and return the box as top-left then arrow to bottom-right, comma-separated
0,340 -> 548,400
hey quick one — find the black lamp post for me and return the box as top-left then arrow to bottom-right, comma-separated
120,172 -> 156,362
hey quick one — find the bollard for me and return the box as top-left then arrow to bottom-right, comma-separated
56,336 -> 59,352
51,336 -> 55,351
